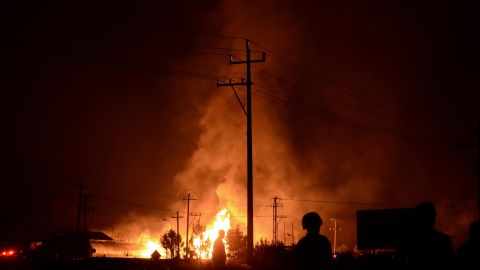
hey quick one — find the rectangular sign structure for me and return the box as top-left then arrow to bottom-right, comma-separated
356,208 -> 415,250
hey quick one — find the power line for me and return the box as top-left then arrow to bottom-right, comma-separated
18,44 -> 244,83
96,195 -> 176,213
249,40 -> 475,125
249,41 -> 406,111
281,197 -> 476,209
152,29 -> 245,41
252,66 -> 462,129
248,84 -> 456,143
20,21 -> 246,43
18,25 -> 249,54
92,182 -> 180,198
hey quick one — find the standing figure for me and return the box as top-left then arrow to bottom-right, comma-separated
212,229 -> 226,270
398,201 -> 454,270
295,212 -> 333,270
456,220 -> 480,270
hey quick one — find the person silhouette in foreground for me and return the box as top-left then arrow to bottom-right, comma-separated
295,212 -> 333,270
212,229 -> 226,270
455,220 -> 480,270
399,201 -> 454,270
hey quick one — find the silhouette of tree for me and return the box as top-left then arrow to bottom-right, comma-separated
161,229 -> 183,259
226,225 -> 247,261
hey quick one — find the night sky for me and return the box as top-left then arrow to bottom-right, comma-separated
2,1 -> 479,249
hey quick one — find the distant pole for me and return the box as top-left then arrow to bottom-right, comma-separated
477,117 -> 479,219
176,211 -> 180,236
273,196 -> 278,242
332,219 -> 337,255
330,218 -> 342,255
83,192 -> 87,232
172,211 -> 184,258
77,182 -> 93,233
217,39 -> 266,264
271,196 -> 286,243
177,211 -> 181,258
272,196 -> 277,240
291,223 -> 294,245
76,182 -> 83,232
186,193 -> 191,258
182,192 -> 196,259
283,222 -> 286,244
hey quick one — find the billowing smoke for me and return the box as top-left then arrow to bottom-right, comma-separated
7,1 -> 476,252
170,0 -> 478,249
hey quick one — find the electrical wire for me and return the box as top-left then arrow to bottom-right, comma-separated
248,84 -> 456,143
252,66 -> 462,129
249,40 -> 475,125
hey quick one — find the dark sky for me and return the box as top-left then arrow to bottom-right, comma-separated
2,1 -> 479,248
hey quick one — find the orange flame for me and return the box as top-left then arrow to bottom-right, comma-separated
140,240 -> 162,258
192,208 -> 231,259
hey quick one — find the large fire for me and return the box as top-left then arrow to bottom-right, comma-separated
140,240 -> 162,258
192,208 -> 231,259
93,209 -> 232,259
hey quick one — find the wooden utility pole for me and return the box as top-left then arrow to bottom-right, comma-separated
329,218 -> 343,256
477,117 -> 479,219
76,182 -> 83,232
291,223 -> 295,245
172,211 -> 184,258
272,196 -> 286,243
217,39 -> 265,263
76,181 -> 93,233
182,192 -> 196,259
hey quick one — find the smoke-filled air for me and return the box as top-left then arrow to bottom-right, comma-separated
3,0 -> 478,261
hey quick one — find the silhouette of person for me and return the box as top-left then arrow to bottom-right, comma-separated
212,229 -> 226,270
295,212 -> 333,270
398,202 -> 454,270
455,220 -> 480,270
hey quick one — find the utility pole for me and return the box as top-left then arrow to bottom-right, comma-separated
291,223 -> 295,245
477,117 -> 479,219
172,211 -> 184,258
182,192 -> 196,259
271,196 -> 287,243
76,182 -> 83,232
76,181 -> 94,233
329,218 -> 343,256
273,196 -> 279,242
217,39 -> 265,263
